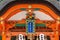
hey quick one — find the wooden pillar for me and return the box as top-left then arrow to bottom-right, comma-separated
54,32 -> 59,40
28,33 -> 34,40
2,33 -> 6,40
0,18 -> 6,40
54,17 -> 60,40
50,35 -> 53,40
6,34 -> 11,40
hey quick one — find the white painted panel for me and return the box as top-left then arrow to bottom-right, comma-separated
19,34 -> 24,40
34,11 -> 54,20
8,11 -> 54,20
39,33 -> 44,40
8,11 -> 27,20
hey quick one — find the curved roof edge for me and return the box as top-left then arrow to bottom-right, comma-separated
0,0 -> 60,16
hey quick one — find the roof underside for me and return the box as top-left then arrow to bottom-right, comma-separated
0,0 -> 60,16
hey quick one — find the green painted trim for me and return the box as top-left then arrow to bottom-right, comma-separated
31,20 -> 35,33
36,23 -> 46,27
20,8 -> 26,11
26,20 -> 28,33
15,24 -> 26,27
34,8 -> 40,11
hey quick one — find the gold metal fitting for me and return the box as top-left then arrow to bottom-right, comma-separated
28,5 -> 32,8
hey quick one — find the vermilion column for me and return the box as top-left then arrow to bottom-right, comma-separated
54,17 -> 60,40
0,18 -> 6,40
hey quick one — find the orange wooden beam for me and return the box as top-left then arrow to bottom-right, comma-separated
1,4 -> 59,20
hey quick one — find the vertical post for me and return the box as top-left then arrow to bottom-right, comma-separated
30,34 -> 32,40
55,17 -> 60,40
0,18 -> 6,40
28,33 -> 33,40
36,35 -> 38,40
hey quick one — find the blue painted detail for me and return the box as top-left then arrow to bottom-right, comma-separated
27,22 -> 34,33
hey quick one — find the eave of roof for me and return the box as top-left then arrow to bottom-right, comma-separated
0,0 -> 60,16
